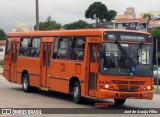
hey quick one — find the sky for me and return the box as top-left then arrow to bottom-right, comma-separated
0,0 -> 160,33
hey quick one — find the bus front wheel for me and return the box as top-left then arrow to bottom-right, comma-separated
22,73 -> 32,93
114,99 -> 126,105
73,82 -> 84,104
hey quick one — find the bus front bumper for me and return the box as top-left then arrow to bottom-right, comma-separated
98,89 -> 153,100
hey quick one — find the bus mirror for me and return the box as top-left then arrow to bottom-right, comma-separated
99,48 -> 105,58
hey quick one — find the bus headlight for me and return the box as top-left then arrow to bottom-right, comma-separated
105,84 -> 109,89
147,86 -> 151,90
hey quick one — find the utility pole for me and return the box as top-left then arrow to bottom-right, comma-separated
36,0 -> 39,30
156,37 -> 159,93
96,17 -> 98,28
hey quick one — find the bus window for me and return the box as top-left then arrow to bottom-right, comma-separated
90,46 -> 96,62
5,38 -> 11,55
32,38 -> 41,48
20,38 -> 41,57
21,38 -> 31,47
11,43 -> 15,63
71,37 -> 85,61
48,44 -> 52,66
31,38 -> 41,57
20,38 -> 31,57
53,37 -> 59,59
57,38 -> 71,60
15,43 -> 18,62
43,45 -> 47,66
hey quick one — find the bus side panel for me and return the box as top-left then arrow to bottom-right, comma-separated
3,56 -> 10,81
80,82 -> 86,97
29,75 -> 40,88
49,61 -> 86,95
16,72 -> 22,84
3,70 -> 9,81
49,61 -> 70,93
49,78 -> 69,93
17,58 -> 41,88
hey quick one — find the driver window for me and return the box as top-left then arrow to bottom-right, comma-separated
104,43 -> 116,69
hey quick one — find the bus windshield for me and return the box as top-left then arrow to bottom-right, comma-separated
99,42 -> 153,76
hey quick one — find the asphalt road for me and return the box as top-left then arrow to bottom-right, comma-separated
0,73 -> 160,117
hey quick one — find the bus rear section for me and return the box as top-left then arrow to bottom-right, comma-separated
3,30 -> 154,105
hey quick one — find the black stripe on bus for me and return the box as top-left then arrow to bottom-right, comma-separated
4,69 -> 9,71
16,71 -> 40,76
50,75 -> 85,83
29,73 -> 40,76
49,76 -> 69,81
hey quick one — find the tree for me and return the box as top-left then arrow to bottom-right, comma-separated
85,2 -> 117,27
148,27 -> 160,37
148,27 -> 160,63
107,10 -> 117,21
0,29 -> 6,40
143,13 -> 153,20
35,16 -> 61,30
63,20 -> 93,30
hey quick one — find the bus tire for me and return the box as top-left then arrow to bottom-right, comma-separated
114,99 -> 126,105
73,81 -> 84,104
22,73 -> 32,93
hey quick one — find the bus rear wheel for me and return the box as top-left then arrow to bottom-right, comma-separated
22,73 -> 32,93
73,82 -> 84,104
114,99 -> 126,105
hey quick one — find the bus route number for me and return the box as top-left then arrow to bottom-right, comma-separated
90,38 -> 99,42
60,63 -> 66,72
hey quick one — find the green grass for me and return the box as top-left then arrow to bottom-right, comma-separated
0,64 -> 3,68
154,85 -> 160,92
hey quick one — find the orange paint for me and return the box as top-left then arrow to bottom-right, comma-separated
3,29 -> 153,101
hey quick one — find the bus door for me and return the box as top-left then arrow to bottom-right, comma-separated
10,42 -> 18,82
41,43 -> 52,88
88,44 -> 99,97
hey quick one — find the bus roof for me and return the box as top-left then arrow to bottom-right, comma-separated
7,29 -> 151,37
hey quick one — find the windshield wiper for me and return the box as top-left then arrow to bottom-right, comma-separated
115,41 -> 127,56
138,42 -> 144,57
115,41 -> 138,66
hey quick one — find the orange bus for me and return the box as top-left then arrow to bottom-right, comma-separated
3,29 -> 154,104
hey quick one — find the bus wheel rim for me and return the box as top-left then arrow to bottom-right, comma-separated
23,77 -> 28,89
74,87 -> 79,98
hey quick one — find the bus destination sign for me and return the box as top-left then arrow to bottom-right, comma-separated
120,35 -> 145,41
104,32 -> 152,43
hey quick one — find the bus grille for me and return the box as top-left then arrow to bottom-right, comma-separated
130,81 -> 145,85
112,80 -> 145,85
117,85 -> 139,91
111,80 -> 145,91
112,80 -> 128,84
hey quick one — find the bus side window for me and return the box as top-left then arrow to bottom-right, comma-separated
31,38 -> 41,57
71,37 -> 85,61
53,37 -> 59,59
20,38 -> 31,57
90,46 -> 96,62
57,37 -> 71,60
20,38 -> 41,58
11,43 -> 15,63
5,38 -> 11,55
